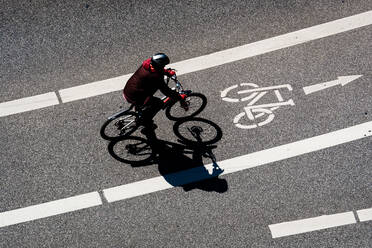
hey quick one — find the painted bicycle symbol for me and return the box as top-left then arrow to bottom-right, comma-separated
221,83 -> 295,129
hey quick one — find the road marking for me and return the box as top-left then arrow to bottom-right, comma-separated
1,11 -> 372,116
0,121 -> 371,228
104,120 -> 372,202
222,83 -> 294,129
303,75 -> 363,95
0,192 -> 102,228
237,84 -> 292,95
269,212 -> 357,238
357,208 -> 372,222
60,11 -> 372,103
59,74 -> 132,103
170,11 -> 372,75
0,92 -> 59,117
103,166 -> 220,203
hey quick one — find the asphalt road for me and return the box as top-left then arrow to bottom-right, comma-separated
1,0 -> 371,247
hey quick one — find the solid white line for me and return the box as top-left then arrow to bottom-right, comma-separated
59,74 -> 132,103
269,212 -> 356,238
170,11 -> 372,75
0,192 -> 102,228
1,11 -> 372,113
103,120 -> 372,203
58,11 -> 372,103
103,166 -> 218,203
0,92 -> 59,117
357,208 -> 372,222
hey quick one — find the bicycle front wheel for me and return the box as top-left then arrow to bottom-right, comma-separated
165,92 -> 207,121
100,111 -> 140,140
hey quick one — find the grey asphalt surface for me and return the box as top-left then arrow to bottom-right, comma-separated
1,0 -> 372,247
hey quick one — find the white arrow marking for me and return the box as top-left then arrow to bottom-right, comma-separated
303,75 -> 363,95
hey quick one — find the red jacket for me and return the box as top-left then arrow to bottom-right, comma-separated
123,58 -> 179,105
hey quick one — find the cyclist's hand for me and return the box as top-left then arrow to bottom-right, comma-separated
180,100 -> 189,111
165,68 -> 176,77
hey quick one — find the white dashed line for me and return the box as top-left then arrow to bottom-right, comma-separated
0,192 -> 102,228
357,208 -> 372,222
269,211 -> 357,238
0,92 -> 59,117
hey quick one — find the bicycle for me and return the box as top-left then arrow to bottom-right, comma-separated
100,74 -> 207,140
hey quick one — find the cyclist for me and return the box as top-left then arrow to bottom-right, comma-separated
123,53 -> 188,133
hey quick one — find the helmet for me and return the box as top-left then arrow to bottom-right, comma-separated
151,53 -> 170,69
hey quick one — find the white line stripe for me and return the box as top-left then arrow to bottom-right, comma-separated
357,208 -> 372,222
103,121 -> 372,203
219,121 -> 371,175
59,74 -> 132,103
269,212 -> 356,238
0,192 -> 102,228
170,11 -> 372,75
1,11 -> 372,113
0,92 -> 59,117
103,166 -> 218,203
58,11 -> 372,103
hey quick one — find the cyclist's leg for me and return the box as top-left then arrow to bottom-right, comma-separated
141,97 -> 163,123
136,97 -> 162,147
139,96 -> 164,138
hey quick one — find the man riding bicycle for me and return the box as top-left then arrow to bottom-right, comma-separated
123,53 -> 188,133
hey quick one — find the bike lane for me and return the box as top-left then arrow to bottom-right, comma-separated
1,21 -> 371,247
2,0 -> 371,103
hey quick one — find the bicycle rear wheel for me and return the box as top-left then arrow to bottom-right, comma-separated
165,92 -> 207,121
100,111 -> 140,140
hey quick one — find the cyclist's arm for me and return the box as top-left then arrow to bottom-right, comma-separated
158,80 -> 182,100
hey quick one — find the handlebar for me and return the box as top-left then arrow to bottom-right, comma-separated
166,72 -> 183,92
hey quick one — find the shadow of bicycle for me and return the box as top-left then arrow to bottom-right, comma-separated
107,118 -> 228,193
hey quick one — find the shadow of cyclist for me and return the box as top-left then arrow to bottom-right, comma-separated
143,119 -> 228,193
157,143 -> 227,193
107,118 -> 227,193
